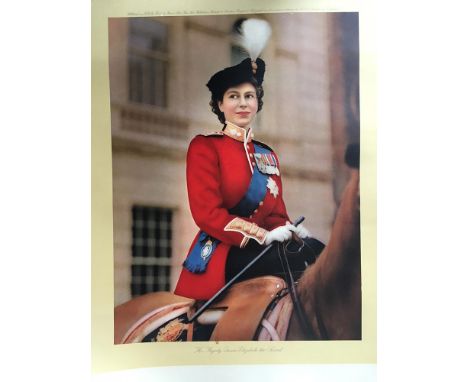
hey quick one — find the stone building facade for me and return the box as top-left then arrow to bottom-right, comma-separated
108,13 -> 359,305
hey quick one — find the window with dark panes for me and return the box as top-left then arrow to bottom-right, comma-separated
128,18 -> 168,107
131,206 -> 173,296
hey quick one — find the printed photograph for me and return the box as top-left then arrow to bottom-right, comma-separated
108,12 -> 361,343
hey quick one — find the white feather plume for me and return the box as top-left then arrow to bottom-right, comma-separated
234,18 -> 272,60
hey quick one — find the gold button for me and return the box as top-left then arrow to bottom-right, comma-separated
249,153 -> 253,157
259,201 -> 263,206
252,162 -> 256,166
254,209 -> 258,214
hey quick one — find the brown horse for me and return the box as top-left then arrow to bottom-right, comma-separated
114,156 -> 360,343
287,167 -> 360,340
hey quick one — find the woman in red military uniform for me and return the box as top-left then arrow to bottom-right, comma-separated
175,19 -> 324,300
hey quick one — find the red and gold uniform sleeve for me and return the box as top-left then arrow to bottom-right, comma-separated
186,136 -> 267,247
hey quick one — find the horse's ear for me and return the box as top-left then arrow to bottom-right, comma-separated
345,143 -> 360,169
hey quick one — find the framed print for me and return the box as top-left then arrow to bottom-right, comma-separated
92,0 -> 376,375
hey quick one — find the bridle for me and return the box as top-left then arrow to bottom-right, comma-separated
276,239 -> 329,340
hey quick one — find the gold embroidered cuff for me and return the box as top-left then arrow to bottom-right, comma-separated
224,217 -> 268,246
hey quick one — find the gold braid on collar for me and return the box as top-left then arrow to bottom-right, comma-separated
223,122 -> 254,143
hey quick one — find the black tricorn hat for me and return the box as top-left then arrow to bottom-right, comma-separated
206,57 -> 265,100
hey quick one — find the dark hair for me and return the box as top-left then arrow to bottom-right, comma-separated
209,81 -> 264,125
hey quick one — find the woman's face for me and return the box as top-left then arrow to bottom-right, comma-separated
218,82 -> 258,128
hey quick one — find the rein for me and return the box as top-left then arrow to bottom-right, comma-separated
277,239 -> 329,340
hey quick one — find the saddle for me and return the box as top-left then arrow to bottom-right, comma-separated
201,275 -> 287,341
117,276 -> 287,343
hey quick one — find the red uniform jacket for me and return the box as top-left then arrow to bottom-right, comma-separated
174,123 -> 290,300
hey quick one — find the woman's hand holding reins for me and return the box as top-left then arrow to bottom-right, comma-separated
264,223 -> 298,245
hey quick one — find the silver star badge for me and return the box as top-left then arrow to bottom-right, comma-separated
267,177 -> 279,198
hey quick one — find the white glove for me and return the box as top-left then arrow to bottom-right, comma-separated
264,223 -> 297,245
295,223 -> 311,239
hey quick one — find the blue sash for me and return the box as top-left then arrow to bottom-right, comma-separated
183,144 -> 274,273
